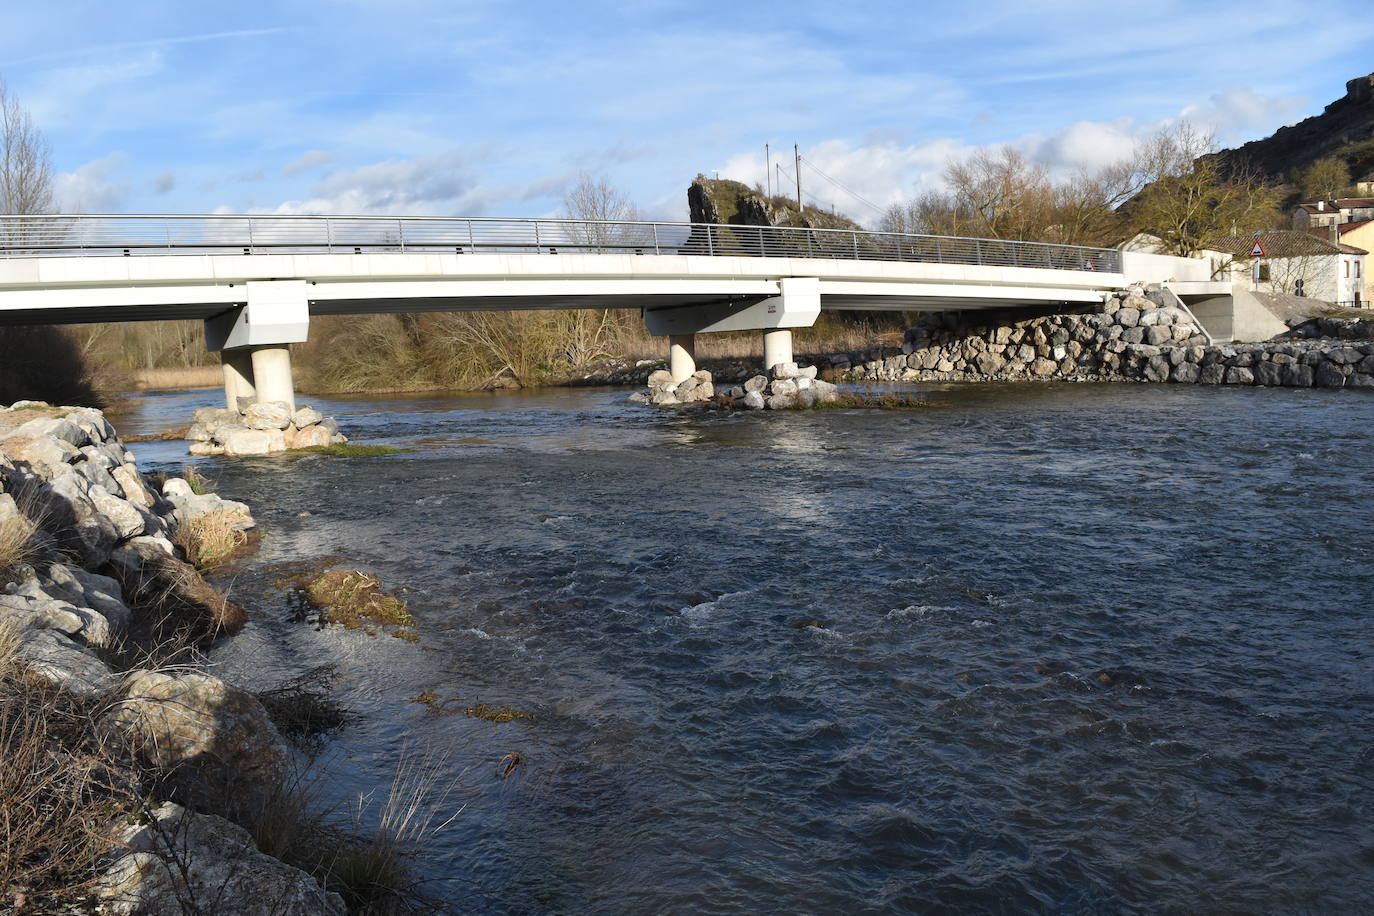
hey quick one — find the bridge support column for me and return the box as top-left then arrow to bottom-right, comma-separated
249,346 -> 296,412
221,350 -> 257,412
762,328 -> 793,372
668,334 -> 696,383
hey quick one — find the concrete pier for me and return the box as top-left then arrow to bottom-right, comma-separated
669,334 -> 697,383
763,328 -> 794,372
220,350 -> 257,412
249,346 -> 296,412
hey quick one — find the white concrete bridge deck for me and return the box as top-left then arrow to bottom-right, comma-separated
0,214 -> 1216,409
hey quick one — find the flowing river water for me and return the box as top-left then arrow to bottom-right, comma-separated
117,383 -> 1374,913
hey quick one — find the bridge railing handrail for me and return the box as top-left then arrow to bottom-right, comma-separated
0,213 -> 1122,273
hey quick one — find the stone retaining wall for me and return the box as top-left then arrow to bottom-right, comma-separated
819,285 -> 1374,390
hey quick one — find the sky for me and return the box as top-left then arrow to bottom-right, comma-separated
2,0 -> 1372,226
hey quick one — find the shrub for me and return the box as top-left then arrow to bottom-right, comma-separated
174,510 -> 248,570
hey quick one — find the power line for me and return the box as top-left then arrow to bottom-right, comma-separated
798,156 -> 887,215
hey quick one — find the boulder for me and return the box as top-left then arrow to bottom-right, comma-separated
1116,307 -> 1140,328
1198,364 -> 1226,385
766,393 -> 797,410
10,628 -> 118,698
1029,358 -> 1057,377
102,671 -> 290,819
223,429 -> 274,457
1145,326 -> 1172,346
743,375 -> 769,393
973,351 -> 1005,375
1170,362 -> 1200,384
292,425 -> 332,449
1315,361 -> 1347,388
43,563 -> 131,632
95,802 -> 345,916
649,389 -> 679,406
770,362 -> 800,380
45,475 -> 120,567
243,402 -> 292,431
211,423 -> 248,446
741,390 -> 766,410
770,378 -> 799,396
1252,361 -> 1284,387
646,369 -> 672,387
112,466 -> 155,508
1224,366 -> 1255,385
290,406 -> 323,428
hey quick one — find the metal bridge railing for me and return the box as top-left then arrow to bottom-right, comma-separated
0,214 -> 1122,273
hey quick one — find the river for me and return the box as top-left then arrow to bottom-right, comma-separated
117,382 -> 1374,913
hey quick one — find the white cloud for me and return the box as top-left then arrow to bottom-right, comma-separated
150,170 -> 175,194
281,149 -> 335,177
267,151 -> 476,215
54,153 -> 130,213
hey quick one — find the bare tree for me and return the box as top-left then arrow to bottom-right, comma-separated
1128,123 -> 1280,257
562,172 -> 639,225
1,79 -> 54,215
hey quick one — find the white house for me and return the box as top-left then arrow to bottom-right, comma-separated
1206,231 -> 1366,306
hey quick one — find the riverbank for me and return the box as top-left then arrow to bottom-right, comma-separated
0,401 -> 430,913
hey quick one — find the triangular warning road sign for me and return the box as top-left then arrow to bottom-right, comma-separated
1250,239 -> 1266,257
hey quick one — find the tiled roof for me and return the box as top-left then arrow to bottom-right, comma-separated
1211,230 -> 1366,258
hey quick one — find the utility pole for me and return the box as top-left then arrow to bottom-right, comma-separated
794,144 -> 804,213
765,143 -> 772,198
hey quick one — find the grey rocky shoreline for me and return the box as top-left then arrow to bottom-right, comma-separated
0,401 -> 345,913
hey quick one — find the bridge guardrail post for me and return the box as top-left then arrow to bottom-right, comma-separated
398,219 -> 405,252
652,224 -> 660,255
247,218 -> 255,255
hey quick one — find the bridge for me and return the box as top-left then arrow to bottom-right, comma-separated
0,214 -> 1218,410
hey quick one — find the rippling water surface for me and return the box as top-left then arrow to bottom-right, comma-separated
120,383 -> 1374,913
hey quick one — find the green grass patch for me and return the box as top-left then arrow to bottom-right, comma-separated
292,443 -> 412,457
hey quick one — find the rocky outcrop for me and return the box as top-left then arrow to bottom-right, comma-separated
186,401 -> 347,457
1210,72 -> 1374,181
95,802 -> 345,916
688,175 -> 865,232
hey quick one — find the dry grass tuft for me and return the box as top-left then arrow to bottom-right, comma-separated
304,570 -> 414,630
174,509 -> 250,570
0,621 -> 139,909
0,512 -> 39,584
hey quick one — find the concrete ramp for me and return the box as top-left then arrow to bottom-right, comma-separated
1181,289 -> 1314,343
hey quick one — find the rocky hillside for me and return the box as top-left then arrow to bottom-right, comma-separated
687,175 -> 865,231
1213,72 -> 1374,181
